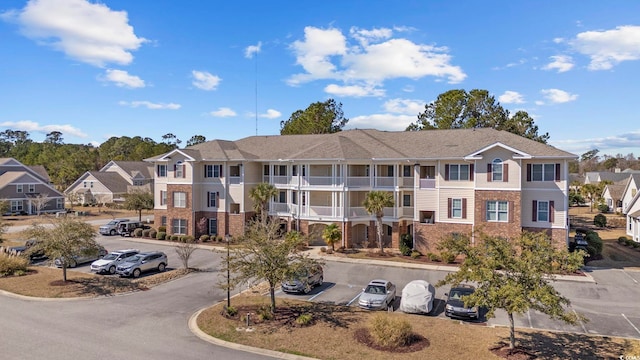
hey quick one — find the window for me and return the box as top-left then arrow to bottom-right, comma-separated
157,164 -> 167,177
82,181 -> 87,188
273,165 -> 287,176
387,165 -> 394,177
16,184 -> 23,193
292,165 -> 298,176
492,159 -> 503,181
448,198 -> 467,219
10,200 -> 23,212
278,190 -> 286,203
208,192 -> 219,208
90,182 -> 93,188
403,194 -> 411,207
263,165 -> 270,176
175,161 -> 184,178
173,192 -> 186,208
56,198 -> 63,209
532,200 -> 554,222
445,164 -> 471,181
486,201 -> 508,222
172,219 -> 187,235
209,218 -> 218,236
292,190 -> 298,205
204,164 -> 222,178
160,190 -> 167,206
528,163 -> 559,182
161,216 -> 167,226
403,165 -> 412,177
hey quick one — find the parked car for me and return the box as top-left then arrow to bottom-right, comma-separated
117,221 -> 150,237
569,228 -> 589,253
445,284 -> 479,320
9,239 -> 46,261
281,264 -> 324,294
99,218 -> 130,236
116,251 -> 167,278
90,249 -> 140,274
54,246 -> 108,268
358,279 -> 396,311
399,280 -> 435,314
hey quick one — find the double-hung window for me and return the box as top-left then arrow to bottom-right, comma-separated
492,159 -> 503,181
207,192 -> 218,207
532,200 -> 554,222
528,163 -> 559,182
445,164 -> 471,181
448,198 -> 467,219
157,164 -> 167,177
160,190 -> 167,206
172,219 -> 187,234
486,201 -> 508,222
16,184 -> 23,193
173,192 -> 186,208
204,164 -> 222,178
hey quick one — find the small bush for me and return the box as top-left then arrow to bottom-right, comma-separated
633,242 -> 640,249
410,250 -> 421,259
0,253 -> 29,276
200,235 -> 210,242
156,231 -> 166,240
326,248 -> 334,254
257,305 -> 273,321
158,226 -> 167,233
222,305 -> 237,317
170,235 -> 180,241
142,229 -> 151,238
295,313 -> 313,326
399,234 -> 412,256
597,203 -> 609,213
618,236 -> 629,245
440,251 -> 456,264
133,228 -> 143,237
626,238 -> 635,247
585,230 -> 603,257
593,214 -> 607,228
149,230 -> 157,239
319,247 -> 326,253
368,313 -> 413,348
427,252 -> 440,262
182,235 -> 195,242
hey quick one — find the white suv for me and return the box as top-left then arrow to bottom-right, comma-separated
90,249 -> 139,274
99,218 -> 130,236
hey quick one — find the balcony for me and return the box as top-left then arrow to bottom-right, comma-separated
348,207 -> 396,218
271,203 -> 290,213
375,177 -> 395,188
400,207 -> 414,217
398,177 -> 414,187
347,176 -> 370,187
309,206 -> 336,217
419,178 -> 436,189
229,176 -> 241,184
308,176 -> 341,186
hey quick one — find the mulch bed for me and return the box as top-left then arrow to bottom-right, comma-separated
489,343 -> 537,359
353,327 -> 430,353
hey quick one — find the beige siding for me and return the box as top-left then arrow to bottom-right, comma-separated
167,158 -> 193,183
415,189 -> 438,212
521,190 -> 567,228
228,186 -> 245,212
155,183 -> 167,210
438,162 -> 475,189
521,160 -> 567,191
474,148 -> 520,189
437,188 -> 474,223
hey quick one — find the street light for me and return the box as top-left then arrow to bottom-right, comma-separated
225,234 -> 231,308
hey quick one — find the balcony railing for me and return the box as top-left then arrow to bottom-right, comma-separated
309,205 -> 334,217
308,176 -> 338,186
399,177 -> 414,187
375,177 -> 395,187
401,207 -> 414,217
229,176 -> 241,184
271,175 -> 290,185
347,176 -> 370,187
347,207 -> 395,217
419,178 -> 436,189
271,203 -> 289,213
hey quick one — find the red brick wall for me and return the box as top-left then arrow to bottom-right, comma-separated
522,227 -> 569,249
413,222 -> 473,254
166,184 -> 193,236
474,190 -> 522,240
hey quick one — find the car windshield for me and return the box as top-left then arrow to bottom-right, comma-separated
365,285 -> 386,294
106,220 -> 118,225
450,289 -> 473,300
127,255 -> 143,262
102,253 -> 118,260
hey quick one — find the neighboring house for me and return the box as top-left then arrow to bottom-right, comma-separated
583,169 -> 640,185
601,183 -> 625,213
65,161 -> 153,205
0,158 -> 65,215
622,174 -> 640,243
145,128 -> 576,252
621,174 -> 640,213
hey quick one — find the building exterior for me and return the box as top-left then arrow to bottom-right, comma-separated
145,129 -> 576,251
65,161 -> 154,205
0,157 -> 65,215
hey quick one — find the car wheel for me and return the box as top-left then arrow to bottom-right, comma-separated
303,283 -> 312,294
158,263 -> 166,272
109,229 -> 116,236
108,265 -> 116,275
69,259 -> 77,268
132,268 -> 141,278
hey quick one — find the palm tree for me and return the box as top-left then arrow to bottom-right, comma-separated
249,183 -> 278,223
363,191 -> 394,253
322,223 -> 341,251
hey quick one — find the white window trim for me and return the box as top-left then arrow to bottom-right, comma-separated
486,200 -> 508,222
174,192 -> 186,208
449,164 -> 470,181
532,163 -> 555,182
492,159 -> 503,182
536,200 -> 550,222
451,198 -> 463,218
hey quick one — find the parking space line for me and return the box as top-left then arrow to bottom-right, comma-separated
620,270 -> 639,284
308,291 -> 325,301
622,314 -> 640,336
527,310 -> 533,328
347,292 -> 362,306
573,309 -> 588,334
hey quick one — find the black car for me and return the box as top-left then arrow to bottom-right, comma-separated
569,228 -> 589,253
9,240 -> 46,261
445,285 -> 479,320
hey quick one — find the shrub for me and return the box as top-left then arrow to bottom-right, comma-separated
156,231 -> 166,240
319,247 -> 326,253
182,235 -> 195,242
222,305 -> 237,317
200,235 -> 210,242
257,305 -> 273,321
142,229 -> 151,238
427,252 -> 440,262
585,230 -> 603,257
0,253 -> 29,276
149,230 -> 157,239
326,248 -> 334,254
368,313 -> 413,348
440,251 -> 456,264
336,246 -> 346,253
158,226 -> 167,233
593,214 -> 607,228
399,234 -> 412,256
295,313 -> 313,326
597,203 -> 610,213
633,242 -> 640,249
626,238 -> 635,247
133,228 -> 143,237
410,250 -> 421,259
171,235 -> 180,241
618,236 -> 629,245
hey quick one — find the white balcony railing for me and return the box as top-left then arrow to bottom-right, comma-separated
347,177 -> 370,187
309,205 -> 333,217
308,176 -> 336,186
271,203 -> 289,213
375,177 -> 395,187
229,176 -> 241,184
419,178 -> 436,189
399,177 -> 414,187
347,207 -> 396,217
401,207 -> 414,217
271,175 -> 289,185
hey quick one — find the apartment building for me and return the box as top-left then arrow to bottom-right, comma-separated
145,128 -> 576,252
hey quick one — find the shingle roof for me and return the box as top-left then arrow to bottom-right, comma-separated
149,128 -> 576,162
27,165 -> 50,183
109,161 -> 153,178
91,172 -> 130,193
605,184 -> 625,200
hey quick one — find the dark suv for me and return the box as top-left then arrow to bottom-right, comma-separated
445,285 -> 479,320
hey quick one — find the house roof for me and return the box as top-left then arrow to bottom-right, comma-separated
27,165 -> 51,183
146,128 -> 577,162
101,161 -> 153,178
90,172 -> 131,194
604,184 -> 625,200
569,173 -> 585,185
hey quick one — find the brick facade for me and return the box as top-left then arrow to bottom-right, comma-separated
165,184 -> 193,236
413,222 -> 473,254
474,190 -> 523,240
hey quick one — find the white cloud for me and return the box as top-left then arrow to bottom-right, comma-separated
382,98 -> 424,115
287,26 -> 466,90
245,41 -> 262,59
102,69 -> 145,88
345,114 -> 416,131
498,91 -> 525,104
210,107 -> 237,117
570,25 -> 640,70
118,101 -> 180,110
260,109 -> 281,119
3,0 -> 146,67
0,120 -> 87,138
192,70 -> 221,91
542,55 -> 574,73
324,84 -> 385,97
552,129 -> 640,155
540,89 -> 578,103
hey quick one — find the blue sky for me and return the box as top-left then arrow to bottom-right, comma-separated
1,0 -> 639,158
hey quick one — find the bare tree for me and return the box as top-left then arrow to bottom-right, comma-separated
175,238 -> 197,269
31,193 -> 51,216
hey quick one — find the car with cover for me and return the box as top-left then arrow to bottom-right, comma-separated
90,249 -> 139,274
116,251 -> 167,278
445,284 -> 479,320
399,280 -> 435,314
358,279 -> 396,310
281,264 -> 323,294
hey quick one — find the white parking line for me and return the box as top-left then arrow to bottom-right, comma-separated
347,292 -> 362,306
574,309 -> 588,333
308,290 -> 325,301
622,314 -> 640,336
527,310 -> 533,328
620,269 -> 639,284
